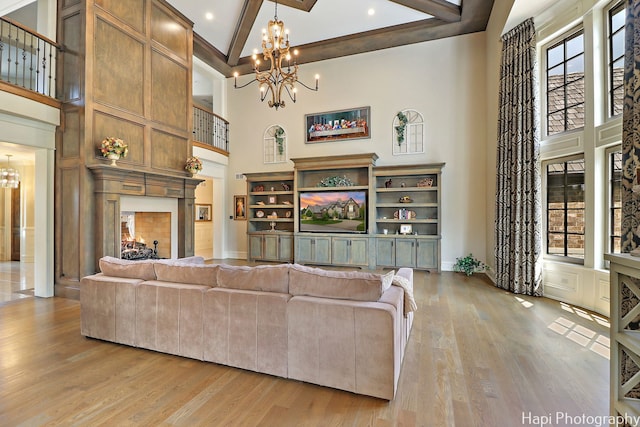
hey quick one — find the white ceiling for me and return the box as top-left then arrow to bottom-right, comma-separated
168,0 -> 443,58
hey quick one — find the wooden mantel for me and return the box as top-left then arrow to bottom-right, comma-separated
88,165 -> 202,270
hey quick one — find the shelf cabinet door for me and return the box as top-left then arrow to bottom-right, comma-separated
332,237 -> 368,266
263,234 -> 279,260
416,239 -> 438,269
296,236 -> 314,263
314,237 -> 331,264
278,234 -> 293,261
249,235 -> 264,260
296,236 -> 331,264
332,238 -> 350,264
395,238 -> 416,268
349,238 -> 368,266
376,239 -> 395,267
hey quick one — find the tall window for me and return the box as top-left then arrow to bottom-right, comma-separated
608,148 -> 622,253
546,156 -> 585,263
608,2 -> 625,117
546,30 -> 585,135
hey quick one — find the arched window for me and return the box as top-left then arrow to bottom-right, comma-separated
264,124 -> 287,164
392,109 -> 424,155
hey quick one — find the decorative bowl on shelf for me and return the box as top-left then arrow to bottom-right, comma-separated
399,196 -> 413,203
256,210 -> 265,218
417,178 -> 434,187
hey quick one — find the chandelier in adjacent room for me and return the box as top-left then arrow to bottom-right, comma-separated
0,155 -> 19,189
233,0 -> 319,110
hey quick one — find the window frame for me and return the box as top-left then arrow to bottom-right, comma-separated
543,154 -> 586,265
605,145 -> 622,258
544,27 -> 586,137
607,1 -> 626,118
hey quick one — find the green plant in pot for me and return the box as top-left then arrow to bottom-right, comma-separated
453,253 -> 488,276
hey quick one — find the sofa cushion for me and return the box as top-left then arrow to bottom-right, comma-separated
153,263 -> 218,287
99,256 -> 156,281
289,264 -> 384,302
217,264 -> 290,294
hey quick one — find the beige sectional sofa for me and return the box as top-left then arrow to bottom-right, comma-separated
80,256 -> 415,400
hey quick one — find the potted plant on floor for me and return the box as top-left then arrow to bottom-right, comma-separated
453,253 -> 489,276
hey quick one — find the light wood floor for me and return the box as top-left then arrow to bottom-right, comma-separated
0,271 -> 609,426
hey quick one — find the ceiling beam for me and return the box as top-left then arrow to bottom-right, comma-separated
389,0 -> 461,22
193,32 -> 232,76
230,18 -> 476,77
267,0 -> 318,12
227,0 -> 264,66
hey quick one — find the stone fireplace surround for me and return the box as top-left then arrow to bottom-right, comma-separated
89,165 -> 201,271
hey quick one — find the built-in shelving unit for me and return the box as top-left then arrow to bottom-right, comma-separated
245,155 -> 444,271
292,153 -> 377,269
373,164 -> 443,271
244,172 -> 294,262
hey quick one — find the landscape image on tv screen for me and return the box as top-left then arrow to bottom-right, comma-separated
299,191 -> 367,233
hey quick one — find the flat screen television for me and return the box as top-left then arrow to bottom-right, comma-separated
299,190 -> 367,233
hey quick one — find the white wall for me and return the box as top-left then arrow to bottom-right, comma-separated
226,33 -> 489,268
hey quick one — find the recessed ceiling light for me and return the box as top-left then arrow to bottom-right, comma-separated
368,8 -> 375,16
205,12 -> 214,20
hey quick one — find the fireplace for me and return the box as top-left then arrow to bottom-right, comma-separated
121,211 -> 171,259
89,165 -> 200,267
120,195 -> 178,259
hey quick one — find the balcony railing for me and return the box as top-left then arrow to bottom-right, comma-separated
193,104 -> 229,154
0,17 -> 58,99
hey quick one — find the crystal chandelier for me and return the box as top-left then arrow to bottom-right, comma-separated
0,155 -> 19,189
233,0 -> 319,110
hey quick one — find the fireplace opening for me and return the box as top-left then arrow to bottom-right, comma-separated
121,211 -> 171,260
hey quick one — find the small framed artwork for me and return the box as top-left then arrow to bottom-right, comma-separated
234,195 -> 246,220
305,106 -> 370,143
268,195 -> 277,204
400,224 -> 413,235
196,204 -> 212,222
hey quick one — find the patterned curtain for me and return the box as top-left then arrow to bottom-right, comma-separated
621,1 -> 640,252
620,0 -> 640,402
494,18 -> 542,296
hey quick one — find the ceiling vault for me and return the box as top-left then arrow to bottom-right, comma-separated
192,0 -> 494,79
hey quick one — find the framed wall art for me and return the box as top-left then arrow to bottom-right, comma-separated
234,195 -> 246,220
305,106 -> 370,143
196,204 -> 212,222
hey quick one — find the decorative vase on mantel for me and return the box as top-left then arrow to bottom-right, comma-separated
107,153 -> 120,166
185,156 -> 202,177
100,137 -> 128,167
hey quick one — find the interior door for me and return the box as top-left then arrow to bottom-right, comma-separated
11,185 -> 20,261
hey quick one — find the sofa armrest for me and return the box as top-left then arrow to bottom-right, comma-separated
80,273 -> 142,344
288,294 -> 402,400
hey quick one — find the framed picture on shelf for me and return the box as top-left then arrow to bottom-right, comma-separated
268,195 -> 277,204
196,204 -> 212,222
400,224 -> 413,235
305,106 -> 370,144
234,195 -> 246,220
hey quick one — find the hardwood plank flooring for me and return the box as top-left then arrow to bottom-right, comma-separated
0,271 -> 609,426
